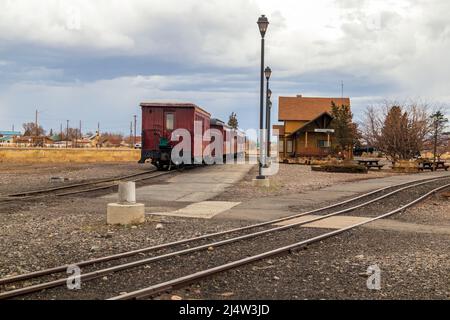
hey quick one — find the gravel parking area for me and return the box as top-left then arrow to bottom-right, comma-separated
215,164 -> 399,202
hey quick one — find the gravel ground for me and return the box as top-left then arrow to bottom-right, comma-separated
164,196 -> 450,300
0,162 -> 153,194
290,178 -> 450,218
214,164 -> 399,202
0,162 -> 448,300
2,179 -> 448,300
0,195 -> 250,282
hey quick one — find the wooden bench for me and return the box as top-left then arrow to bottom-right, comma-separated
358,160 -> 384,170
418,161 -> 449,171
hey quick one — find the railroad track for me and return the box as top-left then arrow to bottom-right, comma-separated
0,174 -> 449,300
0,169 -> 178,203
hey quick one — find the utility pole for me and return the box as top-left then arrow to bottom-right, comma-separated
35,110 -> 39,137
66,120 -> 69,149
130,121 -> 133,148
134,115 -> 137,146
60,123 -> 63,142
12,124 -> 14,132
77,120 -> 82,148
98,122 -> 100,136
433,117 -> 438,170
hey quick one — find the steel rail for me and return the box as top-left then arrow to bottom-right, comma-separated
109,183 -> 450,300
5,170 -> 157,198
0,168 -> 181,202
0,174 -> 445,286
0,176 -> 448,299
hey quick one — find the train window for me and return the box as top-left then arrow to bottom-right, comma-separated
165,113 -> 174,131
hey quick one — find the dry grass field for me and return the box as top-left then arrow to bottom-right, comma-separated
0,148 -> 140,164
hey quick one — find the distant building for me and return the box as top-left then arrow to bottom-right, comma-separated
0,131 -> 22,146
0,131 -> 22,137
14,136 -> 54,148
274,95 -> 351,159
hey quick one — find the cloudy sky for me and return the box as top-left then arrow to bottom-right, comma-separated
0,0 -> 449,134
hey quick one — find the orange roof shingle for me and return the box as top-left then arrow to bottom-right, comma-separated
278,96 -> 351,121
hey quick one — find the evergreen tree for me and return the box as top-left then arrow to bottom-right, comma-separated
228,112 -> 239,129
330,102 -> 357,154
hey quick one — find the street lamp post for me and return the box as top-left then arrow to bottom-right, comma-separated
257,15 -> 269,179
265,67 -> 272,166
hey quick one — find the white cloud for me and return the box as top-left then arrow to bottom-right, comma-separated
0,0 -> 449,131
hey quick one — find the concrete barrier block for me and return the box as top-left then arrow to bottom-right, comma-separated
252,178 -> 270,188
107,203 -> 145,225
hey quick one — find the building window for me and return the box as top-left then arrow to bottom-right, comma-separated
278,140 -> 284,152
318,140 -> 331,148
286,140 -> 293,153
165,113 -> 174,131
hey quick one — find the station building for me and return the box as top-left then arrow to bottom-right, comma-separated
274,95 -> 351,160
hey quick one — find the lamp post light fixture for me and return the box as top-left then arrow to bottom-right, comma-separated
257,15 -> 269,180
266,87 -> 273,166
264,67 -> 272,167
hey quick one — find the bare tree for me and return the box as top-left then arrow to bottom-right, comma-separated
23,122 -> 46,136
362,101 -> 430,161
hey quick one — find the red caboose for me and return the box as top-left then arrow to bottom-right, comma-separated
139,102 -> 211,170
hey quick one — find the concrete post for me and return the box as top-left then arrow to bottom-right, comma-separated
107,182 -> 145,225
118,182 -> 136,204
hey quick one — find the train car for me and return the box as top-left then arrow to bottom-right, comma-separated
210,118 -> 246,161
139,102 -> 211,170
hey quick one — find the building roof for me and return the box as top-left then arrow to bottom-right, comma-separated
140,102 -> 211,117
278,96 -> 350,121
0,131 -> 21,136
272,125 -> 285,136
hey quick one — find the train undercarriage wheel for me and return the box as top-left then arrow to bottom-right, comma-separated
154,161 -> 174,171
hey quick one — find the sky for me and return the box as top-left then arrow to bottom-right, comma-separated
0,0 -> 449,134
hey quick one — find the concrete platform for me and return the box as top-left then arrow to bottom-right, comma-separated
104,164 -> 253,203
147,201 -> 241,219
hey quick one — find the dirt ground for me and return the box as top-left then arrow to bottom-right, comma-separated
215,163 -> 399,201
0,162 -> 152,194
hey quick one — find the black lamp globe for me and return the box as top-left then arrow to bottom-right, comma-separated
265,67 -> 272,80
257,15 -> 269,38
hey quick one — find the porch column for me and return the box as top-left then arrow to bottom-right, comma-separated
283,136 -> 287,159
305,131 -> 308,148
293,135 -> 297,155
327,133 -> 330,147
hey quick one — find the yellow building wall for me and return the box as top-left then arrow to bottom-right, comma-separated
292,133 -> 334,153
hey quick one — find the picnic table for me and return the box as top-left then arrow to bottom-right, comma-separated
357,159 -> 384,170
419,160 -> 449,171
